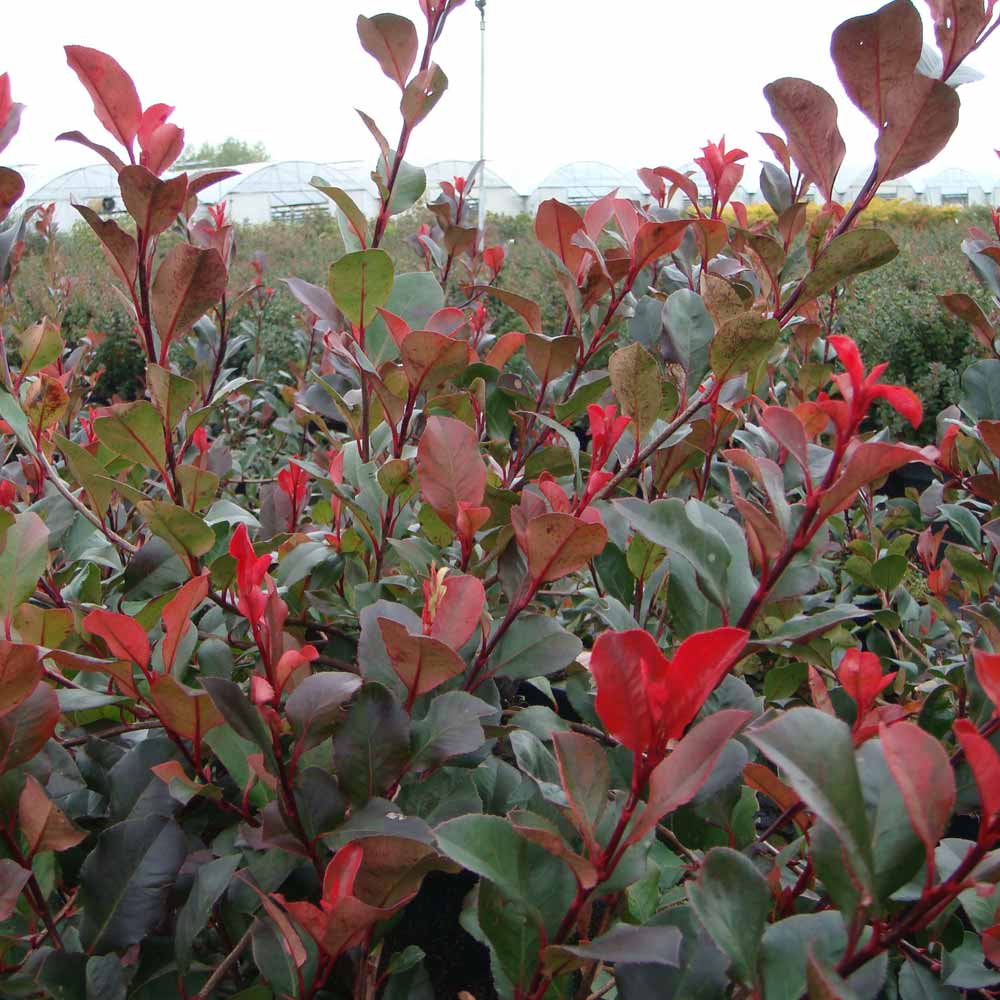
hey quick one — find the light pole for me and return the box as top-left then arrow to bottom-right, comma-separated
476,0 -> 487,247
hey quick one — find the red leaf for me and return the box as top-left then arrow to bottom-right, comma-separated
161,573 -> 209,673
357,13 -> 418,89
470,286 -> 541,333
55,130 -> 126,172
535,199 -> 587,278
64,46 -> 142,153
324,842 -> 365,902
837,649 -> 896,723
518,512 -> 607,584
590,627 -> 747,756
764,78 -> 846,202
880,720 -> 956,869
974,649 -> 1000,716
761,406 -> 810,474
984,924 -> 1000,968
482,331 -> 524,369
416,416 -> 487,529
0,684 -> 59,775
0,641 -> 43,719
869,383 -> 923,428
831,0 -> 923,127
150,244 -> 228,362
0,167 -> 24,225
73,204 -> 138,288
140,122 -> 184,177
875,74 -> 960,183
819,442 -> 932,517
0,859 -> 31,921
626,709 -> 753,845
630,220 -> 691,275
400,330 -> 474,393
83,609 -> 150,669
665,628 -> 750,739
927,0 -> 995,77
377,618 -> 466,697
119,166 -> 189,238
429,574 -> 485,651
953,718 -> 1000,834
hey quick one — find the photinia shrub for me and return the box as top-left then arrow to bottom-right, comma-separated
1,1 -> 1000,997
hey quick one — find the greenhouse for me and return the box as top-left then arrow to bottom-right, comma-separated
22,163 -> 122,231
530,161 -> 642,210
423,159 -> 527,216
192,160 -> 379,225
922,166 -> 989,207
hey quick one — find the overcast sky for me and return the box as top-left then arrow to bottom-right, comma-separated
3,0 -> 998,194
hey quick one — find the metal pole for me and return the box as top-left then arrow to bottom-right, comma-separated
476,0 -> 487,247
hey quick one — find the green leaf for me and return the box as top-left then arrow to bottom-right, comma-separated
798,229 -> 898,305
609,342 -> 661,435
328,248 -> 394,328
136,500 -> 215,559
751,708 -> 875,906
546,923 -> 682,970
709,314 -> 780,378
202,678 -> 277,769
615,497 -> 729,608
487,615 -> 582,680
78,815 -> 187,954
662,288 -> 714,387
93,401 -> 167,472
758,605 -> 870,647
175,855 -> 241,975
962,359 -> 1000,421
761,913 -> 847,1000
899,957 -> 961,999
332,683 -> 410,803
410,691 -> 493,769
435,814 -> 575,931
688,847 -> 770,984
16,318 -> 62,376
0,512 -> 49,623
376,153 -> 426,218
871,554 -> 907,592
54,434 -> 115,515
147,364 -> 196,427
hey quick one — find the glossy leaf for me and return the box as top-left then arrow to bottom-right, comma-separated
357,13 -> 418,89
64,46 -> 142,150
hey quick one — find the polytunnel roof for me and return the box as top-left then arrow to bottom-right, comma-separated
924,167 -> 985,194
535,161 -> 641,200
424,160 -> 520,193
25,163 -> 119,202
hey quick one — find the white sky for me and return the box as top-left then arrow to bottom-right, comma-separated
3,0 -> 998,194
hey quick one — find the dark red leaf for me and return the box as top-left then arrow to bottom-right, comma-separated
764,78 -> 846,202
831,0 -> 923,127
875,74 -> 960,183
357,14 -> 418,89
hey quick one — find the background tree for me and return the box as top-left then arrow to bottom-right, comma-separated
178,136 -> 269,167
